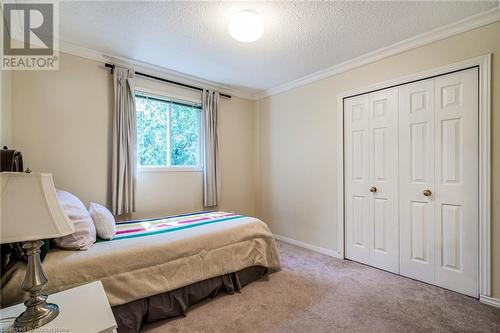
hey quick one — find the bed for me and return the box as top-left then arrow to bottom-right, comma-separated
1,211 -> 281,332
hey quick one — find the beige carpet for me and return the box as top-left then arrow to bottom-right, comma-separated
143,241 -> 500,333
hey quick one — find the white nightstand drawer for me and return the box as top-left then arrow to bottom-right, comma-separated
1,281 -> 117,333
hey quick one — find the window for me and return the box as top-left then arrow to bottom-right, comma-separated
135,92 -> 201,170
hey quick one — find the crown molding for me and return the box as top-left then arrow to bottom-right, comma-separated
254,7 -> 500,100
58,40 -> 256,101
57,6 -> 500,102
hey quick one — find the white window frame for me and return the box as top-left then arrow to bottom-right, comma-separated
135,87 -> 203,172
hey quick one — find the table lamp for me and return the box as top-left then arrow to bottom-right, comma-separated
0,172 -> 74,331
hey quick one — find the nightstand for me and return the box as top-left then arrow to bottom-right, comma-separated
0,281 -> 117,332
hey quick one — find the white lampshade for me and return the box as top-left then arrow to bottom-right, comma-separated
0,172 -> 74,243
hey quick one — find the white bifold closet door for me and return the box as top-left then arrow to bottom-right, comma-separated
345,67 -> 478,297
398,78 -> 436,284
344,88 -> 399,274
399,68 -> 478,297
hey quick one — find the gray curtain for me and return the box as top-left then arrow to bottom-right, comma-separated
202,90 -> 221,207
111,66 -> 137,215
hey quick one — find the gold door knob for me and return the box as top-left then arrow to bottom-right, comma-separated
423,189 -> 432,197
369,187 -> 377,193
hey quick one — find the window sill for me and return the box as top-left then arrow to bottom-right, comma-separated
138,167 -> 202,173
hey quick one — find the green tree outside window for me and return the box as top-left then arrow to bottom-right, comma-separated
136,94 -> 200,168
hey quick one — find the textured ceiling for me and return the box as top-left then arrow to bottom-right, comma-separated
59,1 -> 498,96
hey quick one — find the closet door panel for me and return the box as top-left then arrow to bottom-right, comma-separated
344,95 -> 371,265
367,88 -> 399,273
434,68 -> 478,297
345,67 -> 479,297
398,79 -> 435,284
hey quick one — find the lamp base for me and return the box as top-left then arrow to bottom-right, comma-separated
14,300 -> 59,331
12,240 -> 59,331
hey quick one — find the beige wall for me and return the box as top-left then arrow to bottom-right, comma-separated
255,21 -> 500,297
11,53 -> 113,206
10,52 -> 256,218
1,69 -> 12,146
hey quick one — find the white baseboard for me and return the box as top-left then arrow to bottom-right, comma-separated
273,234 -> 343,259
480,295 -> 500,309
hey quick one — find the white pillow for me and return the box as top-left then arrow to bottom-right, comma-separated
89,202 -> 116,240
54,190 -> 96,250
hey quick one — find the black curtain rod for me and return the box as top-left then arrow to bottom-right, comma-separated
104,63 -> 231,99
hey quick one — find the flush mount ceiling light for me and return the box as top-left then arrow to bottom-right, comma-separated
228,11 -> 264,43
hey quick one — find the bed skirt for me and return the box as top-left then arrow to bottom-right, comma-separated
112,266 -> 269,333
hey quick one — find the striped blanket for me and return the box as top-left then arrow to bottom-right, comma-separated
2,212 -> 281,308
113,211 -> 243,240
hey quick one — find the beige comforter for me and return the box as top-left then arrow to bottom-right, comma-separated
1,216 -> 280,307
